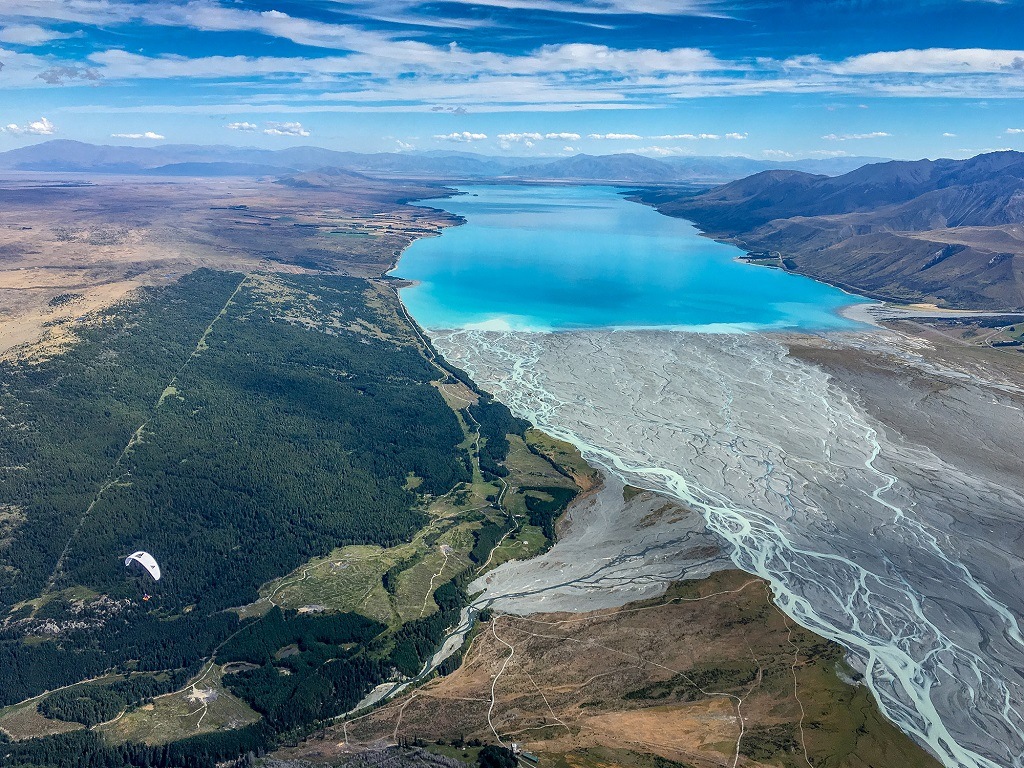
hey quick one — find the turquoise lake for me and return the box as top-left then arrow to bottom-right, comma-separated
394,185 -> 871,332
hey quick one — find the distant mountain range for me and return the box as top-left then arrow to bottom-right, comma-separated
635,151 -> 1024,310
511,152 -> 884,183
0,140 -> 882,184
9,140 -> 1019,309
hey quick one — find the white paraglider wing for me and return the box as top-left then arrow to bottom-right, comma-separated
124,551 -> 161,581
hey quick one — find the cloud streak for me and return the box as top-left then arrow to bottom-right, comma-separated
0,24 -> 69,45
352,0 -> 729,17
3,30 -> 1024,115
821,131 -> 891,140
588,132 -> 642,139
435,131 -> 488,142
111,131 -> 165,139
834,48 -> 1024,74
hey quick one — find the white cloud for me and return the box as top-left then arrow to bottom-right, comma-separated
834,48 -> 1024,74
943,132 -> 958,137
498,132 -> 544,142
0,0 -> 727,60
652,132 -> 721,140
633,145 -> 687,156
0,0 -> 728,28
1006,128 -> 1024,134
527,43 -> 723,74
2,116 -> 55,135
85,42 -> 725,82
562,146 -> 577,152
5,8 -> 1024,117
435,131 -> 488,142
725,132 -> 747,139
821,131 -> 891,140
807,149 -> 851,157
588,132 -> 643,140
111,131 -> 165,140
762,149 -> 794,159
395,139 -> 414,151
353,0 -> 727,17
496,131 -> 581,148
8,38 -> 1010,112
497,132 -> 541,149
0,24 -> 68,45
226,121 -> 258,131
0,2 -> 392,53
264,121 -> 310,137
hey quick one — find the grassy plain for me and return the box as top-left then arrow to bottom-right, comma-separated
0,174 -> 456,358
97,664 -> 260,746
0,703 -> 85,742
524,429 -> 599,491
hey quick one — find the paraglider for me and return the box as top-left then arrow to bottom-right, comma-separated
124,551 -> 161,581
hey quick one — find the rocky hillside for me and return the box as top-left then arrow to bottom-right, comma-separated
638,151 -> 1024,309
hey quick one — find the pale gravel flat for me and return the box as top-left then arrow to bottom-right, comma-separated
432,327 -> 1024,768
473,474 -> 730,615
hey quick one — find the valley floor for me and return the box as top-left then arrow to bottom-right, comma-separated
0,173 -> 1011,768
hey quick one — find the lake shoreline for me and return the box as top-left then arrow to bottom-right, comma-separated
393,184 -> 871,334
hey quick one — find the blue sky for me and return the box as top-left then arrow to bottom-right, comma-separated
1,0 -> 1023,159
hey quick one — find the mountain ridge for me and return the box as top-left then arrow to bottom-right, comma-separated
0,140 -> 884,183
636,150 -> 1024,310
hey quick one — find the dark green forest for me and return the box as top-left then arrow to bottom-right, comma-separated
60,274 -> 470,612
0,609 -> 235,707
2,571 -> 477,768
469,396 -> 530,479
0,269 -> 243,605
0,268 -> 580,767
0,270 -> 469,705
523,486 -> 578,541
218,608 -> 389,731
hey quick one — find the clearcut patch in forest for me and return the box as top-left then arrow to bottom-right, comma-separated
96,664 -> 260,746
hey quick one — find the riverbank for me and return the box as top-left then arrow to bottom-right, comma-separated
278,567 -> 941,768
424,326 -> 1024,768
379,183 -> 1024,767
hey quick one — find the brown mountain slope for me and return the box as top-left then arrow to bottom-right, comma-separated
636,151 -> 1024,309
278,570 -> 941,768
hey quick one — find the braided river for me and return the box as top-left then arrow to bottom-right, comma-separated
394,185 -> 1024,768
